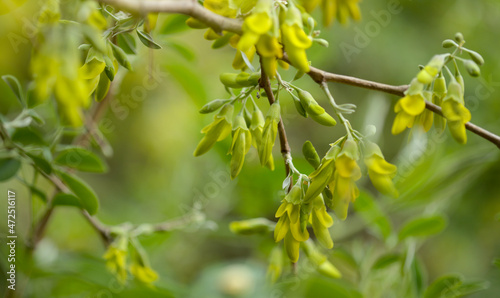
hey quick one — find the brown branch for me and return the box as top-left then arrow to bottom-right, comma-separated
98,0 -> 243,35
302,60 -> 500,149
259,56 -> 291,177
82,211 -> 113,245
98,0 -> 500,149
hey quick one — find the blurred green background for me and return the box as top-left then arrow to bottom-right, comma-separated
1,0 -> 499,297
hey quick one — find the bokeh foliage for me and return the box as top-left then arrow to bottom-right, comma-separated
0,0 -> 499,297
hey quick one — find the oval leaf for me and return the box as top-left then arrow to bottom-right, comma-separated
26,153 -> 52,175
55,147 -> 107,173
137,30 -> 162,49
372,253 -> 401,270
2,75 -> 25,107
398,215 -> 447,241
424,274 -> 463,298
57,170 -> 99,215
0,158 -> 21,181
52,193 -> 83,208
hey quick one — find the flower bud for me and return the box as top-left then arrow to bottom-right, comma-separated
258,102 -> 280,169
417,55 -> 446,84
464,59 -> 481,77
229,114 -> 252,179
220,73 -> 242,88
293,96 -> 308,117
186,17 -> 208,29
302,140 -> 321,169
454,32 -> 464,43
230,218 -> 275,235
310,113 -> 337,126
297,90 -> 325,116
313,38 -> 329,48
199,99 -> 230,114
250,108 -> 265,148
442,39 -> 456,48
468,50 -> 484,66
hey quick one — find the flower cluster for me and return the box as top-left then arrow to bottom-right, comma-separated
300,0 -> 362,26
103,235 -> 158,285
194,81 -> 286,178
392,34 -> 483,144
272,138 -> 398,264
29,1 -> 132,127
191,0 -> 315,79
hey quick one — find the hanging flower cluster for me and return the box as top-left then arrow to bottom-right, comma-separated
392,33 -> 483,144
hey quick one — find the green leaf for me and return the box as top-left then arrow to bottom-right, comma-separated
167,41 -> 195,61
211,33 -> 233,49
354,192 -> 392,239
137,30 -> 162,49
117,32 -> 137,55
110,42 -> 132,70
30,186 -> 47,203
159,14 -> 190,35
424,274 -> 463,298
304,278 -> 363,298
398,215 -> 447,241
494,258 -> 500,269
25,152 -> 52,175
0,158 -> 21,181
55,147 -> 107,173
25,110 -> 45,125
11,127 -> 46,146
410,258 -> 426,297
56,170 -> 99,215
163,63 -> 207,106
372,253 -> 401,270
454,281 -> 489,297
52,193 -> 83,208
2,75 -> 25,107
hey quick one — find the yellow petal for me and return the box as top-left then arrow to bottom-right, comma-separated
274,216 -> 289,242
392,111 -> 414,135
289,218 -> 309,242
284,232 -> 300,263
400,94 -> 426,116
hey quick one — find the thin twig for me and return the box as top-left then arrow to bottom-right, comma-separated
97,0 -> 500,149
98,0 -> 243,34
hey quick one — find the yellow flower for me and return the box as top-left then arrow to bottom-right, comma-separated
274,185 -> 310,263
237,0 -> 273,52
322,0 -> 362,27
417,55 -> 446,84
298,0 -> 322,13
363,142 -> 398,198
391,80 -> 426,135
330,139 -> 361,220
310,195 -> 334,249
256,34 -> 283,79
130,263 -> 159,284
441,80 -> 471,144
204,0 -> 237,18
281,5 -> 312,73
103,237 -> 128,283
229,115 -> 252,179
194,104 -> 234,156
